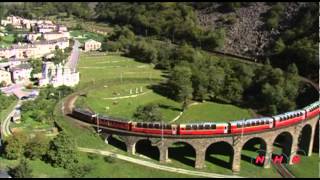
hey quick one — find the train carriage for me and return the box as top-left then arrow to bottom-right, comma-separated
273,110 -> 305,128
131,122 -> 178,135
71,108 -> 95,123
98,115 -> 132,131
229,117 -> 274,134
303,101 -> 320,119
179,122 -> 228,135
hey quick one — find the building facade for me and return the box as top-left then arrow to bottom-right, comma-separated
39,62 -> 79,87
84,39 -> 101,52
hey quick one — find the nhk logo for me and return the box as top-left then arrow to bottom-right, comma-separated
251,149 -> 306,165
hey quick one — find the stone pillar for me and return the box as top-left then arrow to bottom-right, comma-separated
307,122 -> 317,156
232,148 -> 241,173
289,132 -> 299,165
195,148 -> 206,169
126,142 -> 136,155
264,141 -> 273,168
159,147 -> 169,163
123,136 -> 139,155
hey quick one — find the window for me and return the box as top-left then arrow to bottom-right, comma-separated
192,125 -> 198,130
137,123 -> 142,127
148,124 -> 153,128
186,125 -> 191,130
199,124 -> 204,129
155,124 -> 160,129
205,124 -> 210,129
166,125 -> 171,129
211,124 -> 216,129
143,123 -> 148,128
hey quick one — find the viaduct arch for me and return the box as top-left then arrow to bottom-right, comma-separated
98,115 -> 318,173
63,93 -> 319,173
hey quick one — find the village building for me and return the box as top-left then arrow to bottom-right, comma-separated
42,32 -> 70,41
57,25 -> 68,32
10,64 -> 32,84
84,39 -> 101,52
0,69 -> 12,86
39,61 -> 79,87
0,37 -> 69,60
26,33 -> 42,42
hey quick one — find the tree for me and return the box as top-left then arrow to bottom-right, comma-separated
24,133 -> 49,160
4,132 -> 29,160
51,49 -> 68,65
134,103 -> 162,122
47,131 -> 78,169
68,163 -> 92,178
273,38 -> 285,54
168,66 -> 193,106
207,66 -> 225,100
9,158 -> 33,178
29,58 -> 42,78
223,77 -> 244,103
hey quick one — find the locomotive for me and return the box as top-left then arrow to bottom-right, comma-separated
71,101 -> 320,136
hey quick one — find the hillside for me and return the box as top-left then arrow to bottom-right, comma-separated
196,2 -> 308,58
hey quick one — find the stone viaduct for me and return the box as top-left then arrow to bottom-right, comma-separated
91,115 -> 318,173
64,93 -> 319,174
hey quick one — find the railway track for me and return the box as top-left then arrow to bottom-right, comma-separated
272,163 -> 295,178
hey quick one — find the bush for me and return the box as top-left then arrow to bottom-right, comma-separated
87,153 -> 99,160
104,156 -> 115,163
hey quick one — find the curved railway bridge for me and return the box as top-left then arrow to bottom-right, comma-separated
63,93 -> 319,173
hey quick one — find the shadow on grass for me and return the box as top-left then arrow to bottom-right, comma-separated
158,104 -> 182,112
104,135 -> 127,152
147,83 -> 175,101
206,142 -> 234,170
135,139 -> 159,161
168,142 -> 195,167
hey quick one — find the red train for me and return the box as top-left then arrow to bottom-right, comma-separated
179,122 -> 228,135
229,117 -> 274,134
71,101 -> 319,136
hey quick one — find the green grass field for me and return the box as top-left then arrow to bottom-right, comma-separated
75,53 -> 182,122
70,30 -> 105,44
75,53 -> 254,123
287,153 -> 319,178
0,153 -> 198,178
0,34 -> 15,48
177,102 -> 253,123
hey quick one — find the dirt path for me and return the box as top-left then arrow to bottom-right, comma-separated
103,91 -> 151,100
78,147 -> 242,178
169,102 -> 201,123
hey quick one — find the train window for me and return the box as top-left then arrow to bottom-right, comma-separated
155,124 -> 160,129
143,124 -> 148,128
192,125 -> 198,130
137,123 -> 142,127
204,124 -> 210,129
251,122 -> 255,126
186,125 -> 191,130
199,124 -> 204,129
211,124 -> 216,129
148,124 -> 153,128
165,125 -> 170,129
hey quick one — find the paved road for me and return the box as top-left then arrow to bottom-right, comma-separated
67,39 -> 81,71
78,147 -> 242,178
1,100 -> 22,138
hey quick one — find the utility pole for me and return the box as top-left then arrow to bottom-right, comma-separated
241,118 -> 245,143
